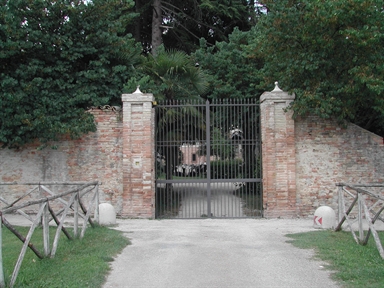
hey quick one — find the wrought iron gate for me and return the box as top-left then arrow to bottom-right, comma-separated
155,99 -> 262,219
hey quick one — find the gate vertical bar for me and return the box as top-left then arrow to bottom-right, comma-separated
206,100 -> 211,217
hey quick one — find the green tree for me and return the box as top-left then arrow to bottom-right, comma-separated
132,0 -> 259,54
256,0 -> 384,136
0,0 -> 141,148
193,28 -> 264,100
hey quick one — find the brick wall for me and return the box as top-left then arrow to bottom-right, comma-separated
1,90 -> 155,218
261,84 -> 384,218
295,115 -> 384,216
0,108 -> 125,213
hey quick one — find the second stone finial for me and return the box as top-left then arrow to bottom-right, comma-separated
133,85 -> 142,94
272,81 -> 283,92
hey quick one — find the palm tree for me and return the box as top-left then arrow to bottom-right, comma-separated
141,46 -> 208,101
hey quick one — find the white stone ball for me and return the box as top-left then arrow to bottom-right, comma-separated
98,203 -> 116,226
313,206 -> 336,229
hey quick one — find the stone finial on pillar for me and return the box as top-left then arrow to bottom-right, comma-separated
271,81 -> 283,92
260,82 -> 297,218
260,81 -> 294,102
121,89 -> 155,218
133,86 -> 142,94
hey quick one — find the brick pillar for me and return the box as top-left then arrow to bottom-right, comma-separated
260,82 -> 296,218
121,87 -> 155,218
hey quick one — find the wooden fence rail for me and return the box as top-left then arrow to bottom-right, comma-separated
0,181 -> 100,288
336,183 -> 384,259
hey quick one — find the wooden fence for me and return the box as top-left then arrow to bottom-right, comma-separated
0,181 -> 100,288
336,183 -> 384,259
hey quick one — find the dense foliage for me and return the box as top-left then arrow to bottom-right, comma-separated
1,0 -> 383,148
255,0 -> 384,136
0,0 -> 141,147
193,28 -> 264,100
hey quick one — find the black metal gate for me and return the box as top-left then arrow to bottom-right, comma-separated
155,99 -> 262,218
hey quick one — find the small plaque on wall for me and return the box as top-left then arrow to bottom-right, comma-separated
133,158 -> 142,168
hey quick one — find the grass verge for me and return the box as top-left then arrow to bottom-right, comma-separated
2,225 -> 130,288
286,230 -> 384,288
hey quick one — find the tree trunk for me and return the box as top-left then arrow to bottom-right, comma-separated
151,0 -> 162,54
134,0 -> 142,43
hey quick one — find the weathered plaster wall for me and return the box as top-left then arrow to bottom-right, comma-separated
295,115 -> 384,216
0,109 -> 124,213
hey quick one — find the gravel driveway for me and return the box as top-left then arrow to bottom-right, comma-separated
103,218 -> 340,288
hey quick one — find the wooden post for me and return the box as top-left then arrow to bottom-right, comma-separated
51,192 -> 77,257
47,204 -> 72,240
73,193 -> 79,238
79,197 -> 95,228
94,184 -> 99,224
362,198 -> 384,259
337,184 -> 343,223
10,204 -> 46,287
42,202 -> 50,256
38,184 -> 43,225
335,195 -> 358,231
0,213 -> 5,288
363,206 -> 384,245
358,193 -> 364,243
80,190 -> 97,239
